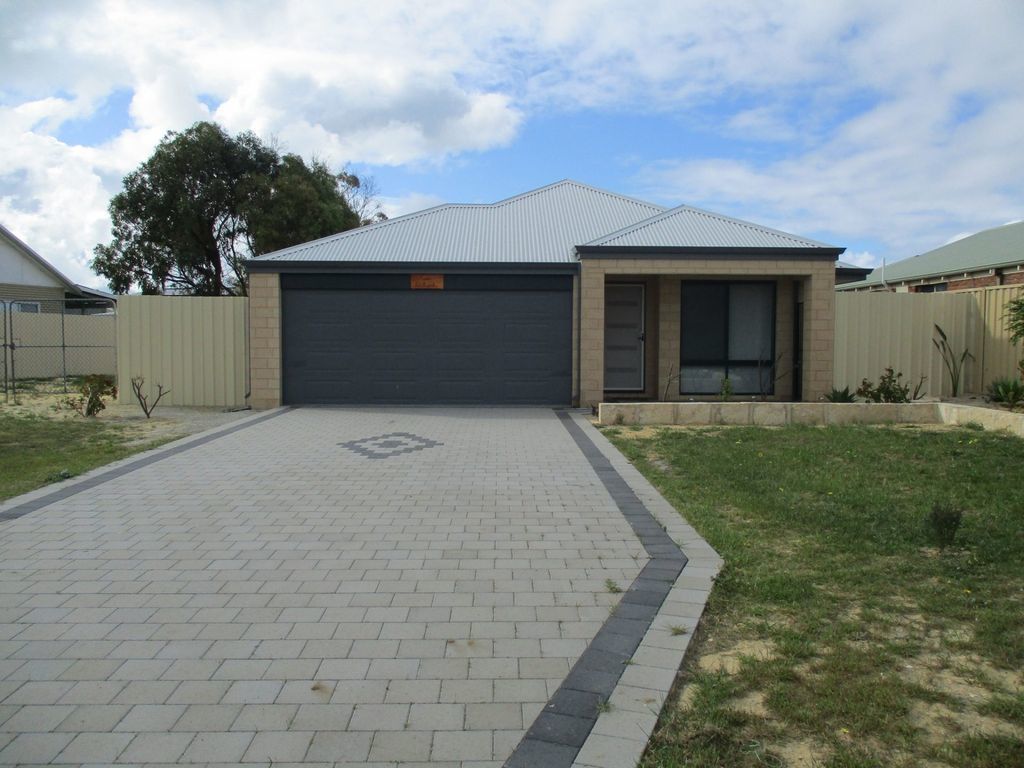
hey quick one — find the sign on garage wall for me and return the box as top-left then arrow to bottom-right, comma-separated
410,274 -> 444,290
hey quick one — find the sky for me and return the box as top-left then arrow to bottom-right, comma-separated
2,0 -> 1023,289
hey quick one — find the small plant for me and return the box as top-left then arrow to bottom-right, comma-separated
130,376 -> 171,418
824,386 -> 857,403
44,469 -> 75,483
612,412 -> 625,426
856,367 -> 925,403
605,579 -> 622,594
663,364 -> 681,400
927,502 -> 964,548
669,625 -> 689,636
932,324 -> 973,397
987,377 -> 1024,410
719,376 -> 733,402
61,375 -> 117,417
596,700 -> 613,714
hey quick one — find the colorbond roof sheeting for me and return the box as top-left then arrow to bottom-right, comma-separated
843,220 -> 1024,289
584,203 -> 839,250
251,180 -> 665,264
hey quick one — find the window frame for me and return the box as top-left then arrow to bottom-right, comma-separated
679,279 -> 777,395
11,301 -> 41,313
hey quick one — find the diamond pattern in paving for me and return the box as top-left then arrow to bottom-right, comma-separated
0,408 -> 646,766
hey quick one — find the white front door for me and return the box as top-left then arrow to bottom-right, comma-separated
604,284 -> 645,391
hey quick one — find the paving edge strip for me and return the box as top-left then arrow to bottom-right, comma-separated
0,407 -> 291,522
504,411 -> 722,768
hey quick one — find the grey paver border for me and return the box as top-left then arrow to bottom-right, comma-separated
0,407 -> 291,522
504,410 -> 722,768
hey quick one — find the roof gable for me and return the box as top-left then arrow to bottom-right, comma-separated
584,203 -> 839,250
0,223 -> 77,291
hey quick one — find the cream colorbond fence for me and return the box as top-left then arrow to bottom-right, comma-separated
835,286 -> 1023,397
116,296 -> 248,407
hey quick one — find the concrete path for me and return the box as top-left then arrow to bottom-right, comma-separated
0,408 -> 719,767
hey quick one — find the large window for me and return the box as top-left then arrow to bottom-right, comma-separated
680,281 -> 776,395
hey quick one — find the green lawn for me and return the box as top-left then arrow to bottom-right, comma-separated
603,423 -> 1024,768
0,413 -> 164,501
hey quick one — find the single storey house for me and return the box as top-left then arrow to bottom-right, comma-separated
839,220 -> 1024,293
0,223 -> 115,313
246,180 -> 843,409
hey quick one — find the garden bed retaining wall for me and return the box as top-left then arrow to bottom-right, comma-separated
597,402 -> 1024,437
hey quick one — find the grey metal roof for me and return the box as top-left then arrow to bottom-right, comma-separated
840,220 -> 1024,289
251,180 -> 666,264
584,203 -> 839,250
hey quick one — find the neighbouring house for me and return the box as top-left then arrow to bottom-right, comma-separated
0,223 -> 115,314
839,220 -> 1024,293
246,180 -> 844,409
835,260 -> 872,285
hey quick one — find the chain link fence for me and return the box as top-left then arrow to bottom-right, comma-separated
1,297 -> 117,404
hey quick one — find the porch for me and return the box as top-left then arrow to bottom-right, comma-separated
578,256 -> 837,407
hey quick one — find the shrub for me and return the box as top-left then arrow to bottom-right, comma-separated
824,386 -> 857,403
856,367 -> 925,403
130,376 -> 171,418
987,377 -> 1024,410
927,502 -> 964,548
932,324 -> 973,397
61,375 -> 117,417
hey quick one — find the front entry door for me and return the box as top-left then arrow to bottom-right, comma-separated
604,284 -> 645,391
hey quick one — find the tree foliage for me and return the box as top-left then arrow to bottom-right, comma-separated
92,122 -> 372,295
1007,296 -> 1024,346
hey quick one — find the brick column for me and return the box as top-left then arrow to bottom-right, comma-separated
248,272 -> 282,409
657,277 -> 681,400
579,263 -> 605,408
802,264 -> 835,401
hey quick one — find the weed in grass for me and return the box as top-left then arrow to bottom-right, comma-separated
927,502 -> 964,548
43,468 -> 75,483
605,579 -> 623,594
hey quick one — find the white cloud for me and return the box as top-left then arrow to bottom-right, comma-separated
380,193 -> 448,220
633,2 -> 1024,258
1,0 -> 1022,286
842,250 -> 879,269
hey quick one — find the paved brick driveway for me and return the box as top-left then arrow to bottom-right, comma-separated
0,407 -> 702,767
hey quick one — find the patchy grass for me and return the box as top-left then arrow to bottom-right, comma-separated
603,424 -> 1024,768
0,413 -> 170,501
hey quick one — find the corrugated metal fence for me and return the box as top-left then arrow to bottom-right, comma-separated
116,296 -> 248,407
835,286 -> 1023,397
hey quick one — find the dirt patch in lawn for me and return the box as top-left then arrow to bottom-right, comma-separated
697,639 -> 775,675
2,390 -> 252,444
772,739 -> 826,768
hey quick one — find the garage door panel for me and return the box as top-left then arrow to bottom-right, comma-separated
282,282 -> 571,405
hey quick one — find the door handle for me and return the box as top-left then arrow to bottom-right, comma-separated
638,333 -> 645,342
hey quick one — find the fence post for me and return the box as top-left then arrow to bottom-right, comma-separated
1,301 -> 6,404
60,300 -> 68,394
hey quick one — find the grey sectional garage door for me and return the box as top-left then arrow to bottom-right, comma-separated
281,274 -> 572,405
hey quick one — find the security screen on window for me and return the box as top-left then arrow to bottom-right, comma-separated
680,281 -> 775,395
